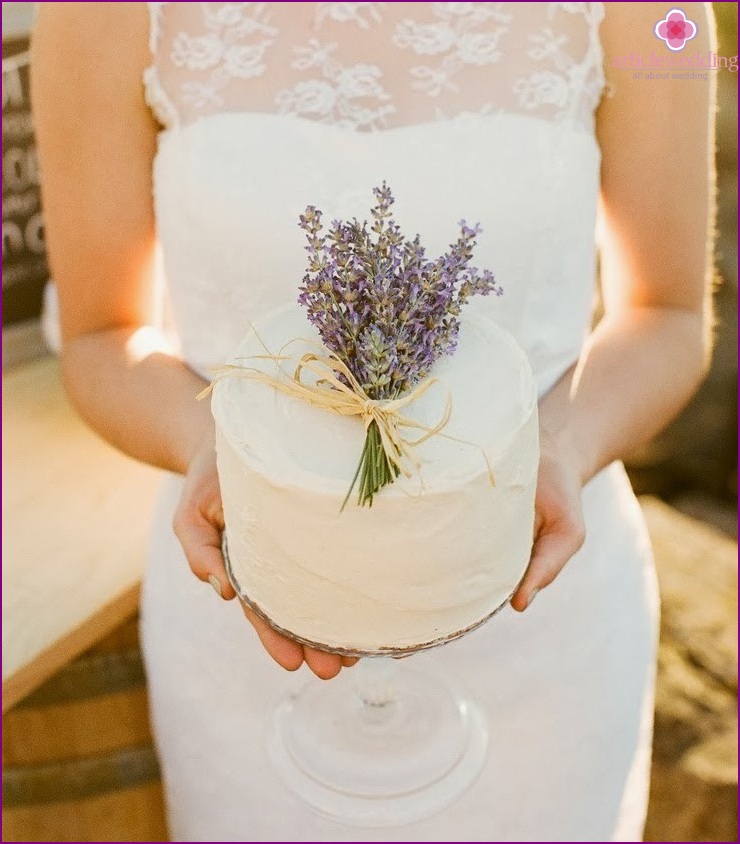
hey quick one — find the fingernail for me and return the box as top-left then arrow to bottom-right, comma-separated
208,574 -> 223,598
526,588 -> 539,608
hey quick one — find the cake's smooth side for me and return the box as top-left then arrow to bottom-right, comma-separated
213,306 -> 539,652
216,414 -> 537,650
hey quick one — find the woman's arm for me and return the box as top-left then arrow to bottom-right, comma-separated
511,2 -> 714,610
32,2 -> 352,679
32,2 -> 210,476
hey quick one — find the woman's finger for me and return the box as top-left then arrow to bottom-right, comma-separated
172,510 -> 237,600
241,603 -> 304,671
303,647 -> 344,680
510,519 -> 585,612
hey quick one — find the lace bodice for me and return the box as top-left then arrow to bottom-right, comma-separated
143,2 -> 607,398
145,2 -> 604,133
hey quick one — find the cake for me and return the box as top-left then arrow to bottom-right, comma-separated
212,303 -> 538,654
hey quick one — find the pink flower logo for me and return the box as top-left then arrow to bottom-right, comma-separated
654,8 -> 698,52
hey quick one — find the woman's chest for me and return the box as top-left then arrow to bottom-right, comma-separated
152,111 -> 601,388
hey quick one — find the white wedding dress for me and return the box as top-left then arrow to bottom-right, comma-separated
140,3 -> 660,841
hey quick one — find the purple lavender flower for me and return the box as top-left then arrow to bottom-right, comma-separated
297,183 -> 501,507
298,182 -> 501,402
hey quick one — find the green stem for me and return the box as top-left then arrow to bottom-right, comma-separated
340,429 -> 369,513
341,420 -> 400,512
364,430 -> 376,504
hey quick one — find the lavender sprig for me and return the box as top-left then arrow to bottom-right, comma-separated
298,183 -> 501,507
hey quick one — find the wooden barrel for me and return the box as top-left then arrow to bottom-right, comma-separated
2,616 -> 169,842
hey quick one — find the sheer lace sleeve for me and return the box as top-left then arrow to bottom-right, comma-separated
143,2 -> 605,133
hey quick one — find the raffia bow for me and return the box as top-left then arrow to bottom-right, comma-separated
199,339 -> 493,509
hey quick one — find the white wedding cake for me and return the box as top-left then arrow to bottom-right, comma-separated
212,303 -> 538,654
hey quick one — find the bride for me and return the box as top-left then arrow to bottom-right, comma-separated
32,3 -> 714,840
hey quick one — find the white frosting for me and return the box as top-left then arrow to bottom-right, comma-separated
212,304 -> 539,651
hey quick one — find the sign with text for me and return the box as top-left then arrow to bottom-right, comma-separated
3,37 -> 48,326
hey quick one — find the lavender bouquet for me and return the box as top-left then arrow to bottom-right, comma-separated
297,183 -> 502,509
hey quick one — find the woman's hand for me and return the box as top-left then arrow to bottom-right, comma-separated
173,433 -> 357,679
510,429 -> 586,612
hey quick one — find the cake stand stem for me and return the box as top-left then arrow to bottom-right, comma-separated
351,657 -> 397,708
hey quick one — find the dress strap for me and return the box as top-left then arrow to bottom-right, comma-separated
561,2 -> 606,126
142,2 -> 179,130
586,2 -> 607,108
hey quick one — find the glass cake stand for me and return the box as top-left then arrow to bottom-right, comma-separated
224,536 -> 505,827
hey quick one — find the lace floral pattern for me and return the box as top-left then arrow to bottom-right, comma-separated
315,2 -> 386,29
514,2 -> 604,120
276,39 -> 394,130
394,3 -> 512,97
146,2 -> 605,132
171,2 -> 278,110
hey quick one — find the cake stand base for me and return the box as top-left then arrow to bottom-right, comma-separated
268,658 -> 488,827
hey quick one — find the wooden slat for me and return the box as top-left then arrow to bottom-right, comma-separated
1,780 -> 169,843
3,744 -> 160,807
2,586 -> 141,713
2,357 -> 163,709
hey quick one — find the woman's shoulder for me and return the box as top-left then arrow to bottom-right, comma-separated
31,0 -> 159,143
33,2 -> 152,85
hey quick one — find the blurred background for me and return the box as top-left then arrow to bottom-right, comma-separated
3,3 -> 737,842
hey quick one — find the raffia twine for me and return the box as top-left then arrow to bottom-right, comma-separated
198,334 -> 494,486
